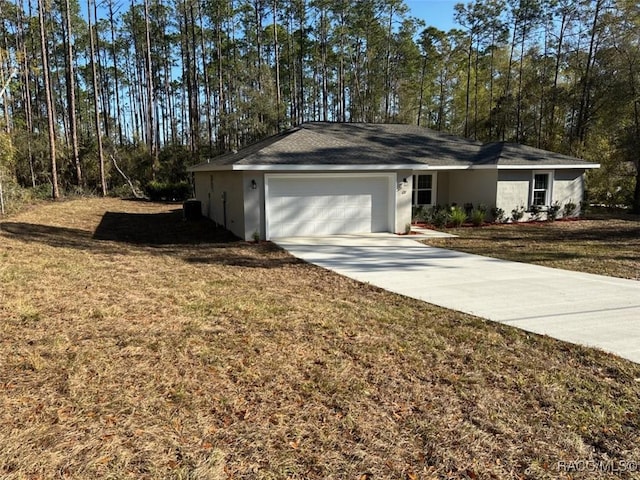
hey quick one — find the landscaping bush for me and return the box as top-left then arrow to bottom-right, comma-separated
547,201 -> 561,222
528,204 -> 543,220
449,206 -> 467,227
430,205 -> 450,228
470,208 -> 486,226
490,207 -> 505,223
412,205 -> 428,223
563,201 -> 577,218
511,205 -> 525,222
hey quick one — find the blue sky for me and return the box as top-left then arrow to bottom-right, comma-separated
404,0 -> 459,31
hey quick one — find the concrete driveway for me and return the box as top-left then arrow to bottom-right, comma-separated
274,234 -> 640,364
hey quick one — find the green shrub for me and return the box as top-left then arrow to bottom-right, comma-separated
430,205 -> 450,228
109,182 -> 143,199
528,204 -> 543,220
412,205 -> 428,223
580,200 -> 590,215
144,181 -> 192,202
511,205 -> 525,222
470,208 -> 486,226
547,201 -> 561,222
449,206 -> 467,227
490,207 -> 505,223
563,201 -> 577,218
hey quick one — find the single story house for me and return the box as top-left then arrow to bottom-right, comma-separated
188,122 -> 599,240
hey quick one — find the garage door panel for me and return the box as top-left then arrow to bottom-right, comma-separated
266,175 -> 392,238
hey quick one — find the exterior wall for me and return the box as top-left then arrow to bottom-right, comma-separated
553,169 -> 585,215
193,172 -> 210,215
445,169 -> 498,208
243,172 -> 265,241
196,170 -> 408,239
496,170 -> 531,216
497,169 -> 586,221
435,171 -> 449,205
194,168 -> 588,236
396,170 -> 413,233
193,171 -> 245,239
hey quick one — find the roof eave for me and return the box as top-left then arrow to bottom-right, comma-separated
490,163 -> 600,170
188,162 -> 599,172
187,163 -> 234,172
190,163 -> 431,172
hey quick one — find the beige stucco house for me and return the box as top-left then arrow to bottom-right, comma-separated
188,122 -> 599,240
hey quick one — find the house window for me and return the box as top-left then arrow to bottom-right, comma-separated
412,174 -> 434,206
532,172 -> 551,206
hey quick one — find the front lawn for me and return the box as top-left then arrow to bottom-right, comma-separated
424,214 -> 640,280
1,199 -> 639,479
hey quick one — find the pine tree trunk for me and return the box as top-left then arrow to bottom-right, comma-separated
384,4 -> 394,122
93,0 -> 110,139
216,3 -> 226,149
64,0 -> 82,186
88,0 -> 107,196
108,0 -> 124,145
417,54 -> 426,126
273,0 -> 282,129
515,26 -> 526,143
197,0 -> 213,151
576,0 -> 603,143
37,0 -> 59,199
464,39 -> 472,138
143,0 -> 158,174
502,21 -> 518,141
17,7 -> 36,187
548,13 -> 567,148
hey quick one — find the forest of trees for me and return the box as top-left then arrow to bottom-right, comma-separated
0,0 -> 638,212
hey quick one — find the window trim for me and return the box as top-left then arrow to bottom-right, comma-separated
531,171 -> 553,207
412,173 -> 437,207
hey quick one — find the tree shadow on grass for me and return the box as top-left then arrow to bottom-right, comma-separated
1,210 -> 302,269
92,209 -> 238,245
1,222 -> 100,252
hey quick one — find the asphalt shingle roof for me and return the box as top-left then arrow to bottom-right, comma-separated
189,122 -> 597,171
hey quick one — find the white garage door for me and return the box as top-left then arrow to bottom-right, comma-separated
265,174 -> 394,238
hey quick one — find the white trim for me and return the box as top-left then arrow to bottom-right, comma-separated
188,162 -> 599,173
420,164 -> 598,171
530,170 -> 554,206
418,165 -> 469,170
187,164 -> 430,172
412,172 -> 438,207
234,164 -> 426,171
264,172 -> 396,240
450,164 -> 597,170
490,163 -> 599,170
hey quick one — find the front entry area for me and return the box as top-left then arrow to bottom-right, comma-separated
264,173 -> 395,239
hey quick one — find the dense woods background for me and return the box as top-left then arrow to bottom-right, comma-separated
0,0 -> 639,212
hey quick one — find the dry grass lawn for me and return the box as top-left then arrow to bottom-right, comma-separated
424,214 -> 640,281
1,198 -> 639,479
